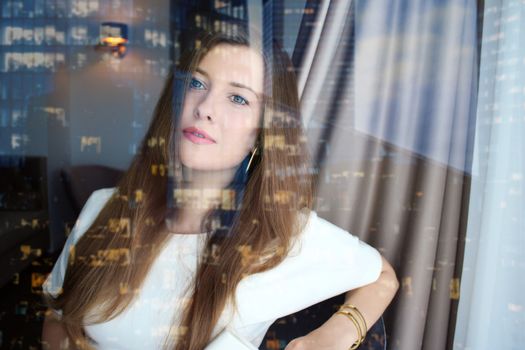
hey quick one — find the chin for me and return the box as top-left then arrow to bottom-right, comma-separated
180,159 -> 210,171
180,157 -> 217,171
180,156 -> 240,173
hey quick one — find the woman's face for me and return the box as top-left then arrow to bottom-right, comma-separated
178,43 -> 264,173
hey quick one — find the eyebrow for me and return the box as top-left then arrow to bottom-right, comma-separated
195,67 -> 263,100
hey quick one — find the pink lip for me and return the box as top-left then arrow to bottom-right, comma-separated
182,126 -> 216,145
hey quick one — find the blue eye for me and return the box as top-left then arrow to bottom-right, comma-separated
190,78 -> 205,90
231,95 -> 249,106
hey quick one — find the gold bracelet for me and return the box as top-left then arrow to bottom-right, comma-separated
338,304 -> 367,349
340,304 -> 367,335
340,304 -> 368,333
335,310 -> 363,350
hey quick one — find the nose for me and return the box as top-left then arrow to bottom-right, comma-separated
194,91 -> 214,122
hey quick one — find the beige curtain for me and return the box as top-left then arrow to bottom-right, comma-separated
299,1 -> 479,349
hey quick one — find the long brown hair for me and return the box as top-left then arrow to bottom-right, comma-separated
43,28 -> 314,350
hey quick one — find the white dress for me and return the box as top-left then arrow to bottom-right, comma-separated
43,188 -> 383,349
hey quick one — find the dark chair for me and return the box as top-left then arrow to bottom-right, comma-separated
0,156 -> 49,288
61,164 -> 124,216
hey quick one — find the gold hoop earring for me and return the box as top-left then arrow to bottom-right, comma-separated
245,146 -> 258,174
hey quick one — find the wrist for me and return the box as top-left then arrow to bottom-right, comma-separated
323,312 -> 360,348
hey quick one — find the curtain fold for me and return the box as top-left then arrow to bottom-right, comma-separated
454,1 -> 525,349
300,1 -> 479,349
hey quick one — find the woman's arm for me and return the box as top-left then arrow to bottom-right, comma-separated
285,255 -> 399,350
327,255 -> 399,346
41,309 -> 72,350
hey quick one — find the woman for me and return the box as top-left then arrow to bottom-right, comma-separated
41,28 -> 399,350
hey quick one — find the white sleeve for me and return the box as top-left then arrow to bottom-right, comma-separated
232,210 -> 383,325
42,188 -> 116,315
300,211 -> 383,290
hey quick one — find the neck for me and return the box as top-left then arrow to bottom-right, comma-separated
166,165 -> 238,234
